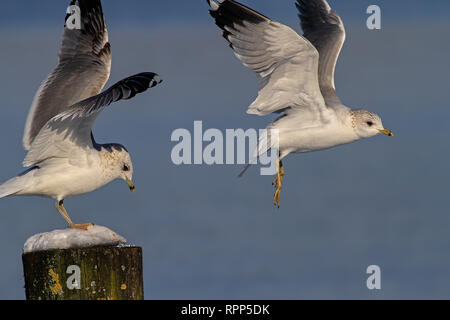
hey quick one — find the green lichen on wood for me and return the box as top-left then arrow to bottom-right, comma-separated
22,246 -> 143,300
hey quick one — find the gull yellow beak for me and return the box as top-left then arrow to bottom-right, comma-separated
126,178 -> 135,193
379,129 -> 394,137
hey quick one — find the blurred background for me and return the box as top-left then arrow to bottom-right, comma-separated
0,0 -> 449,299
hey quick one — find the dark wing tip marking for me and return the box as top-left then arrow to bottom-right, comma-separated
74,72 -> 163,116
207,0 -> 271,47
116,72 -> 163,100
296,0 -> 342,32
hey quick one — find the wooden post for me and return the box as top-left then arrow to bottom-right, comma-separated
22,246 -> 143,300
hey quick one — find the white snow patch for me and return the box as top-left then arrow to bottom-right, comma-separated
23,225 -> 127,253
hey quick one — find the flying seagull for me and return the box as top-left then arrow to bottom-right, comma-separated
0,0 -> 162,230
207,0 -> 393,207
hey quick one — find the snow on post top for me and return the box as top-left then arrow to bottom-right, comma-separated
23,225 -> 127,253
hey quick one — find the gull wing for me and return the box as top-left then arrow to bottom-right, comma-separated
23,0 -> 112,150
296,0 -> 346,107
208,0 -> 329,119
23,73 -> 162,167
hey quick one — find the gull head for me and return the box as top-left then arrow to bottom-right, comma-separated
102,145 -> 135,193
119,150 -> 135,193
351,109 -> 393,139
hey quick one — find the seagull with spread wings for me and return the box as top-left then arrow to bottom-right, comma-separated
0,0 -> 162,229
207,0 -> 393,207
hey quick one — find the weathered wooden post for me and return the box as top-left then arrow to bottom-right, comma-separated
22,246 -> 143,300
21,226 -> 144,300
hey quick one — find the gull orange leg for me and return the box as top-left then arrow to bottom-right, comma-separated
55,200 -> 93,231
272,159 -> 285,208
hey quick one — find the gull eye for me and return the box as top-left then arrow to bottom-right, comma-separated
366,121 -> 374,127
123,164 -> 130,172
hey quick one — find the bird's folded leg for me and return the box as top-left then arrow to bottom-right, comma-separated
272,161 -> 285,188
272,159 -> 285,208
55,200 -> 93,231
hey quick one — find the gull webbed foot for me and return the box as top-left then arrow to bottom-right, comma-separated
69,223 -> 94,231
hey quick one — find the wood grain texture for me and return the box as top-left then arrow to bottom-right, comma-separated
22,246 -> 143,300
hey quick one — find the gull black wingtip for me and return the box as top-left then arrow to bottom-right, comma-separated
207,0 -> 271,22
122,72 -> 163,91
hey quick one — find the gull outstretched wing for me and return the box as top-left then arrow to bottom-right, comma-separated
23,0 -> 112,150
296,0 -> 346,107
208,0 -> 329,119
23,73 -> 162,167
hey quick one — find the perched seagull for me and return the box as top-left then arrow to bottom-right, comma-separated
0,0 -> 162,229
207,0 -> 393,207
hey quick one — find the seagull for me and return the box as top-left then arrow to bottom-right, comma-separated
207,0 -> 393,207
0,0 -> 162,230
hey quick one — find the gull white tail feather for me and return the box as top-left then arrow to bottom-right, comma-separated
0,170 -> 36,198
